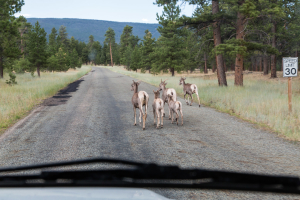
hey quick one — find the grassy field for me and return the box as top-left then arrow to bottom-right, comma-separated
0,65 -> 91,133
101,65 -> 300,141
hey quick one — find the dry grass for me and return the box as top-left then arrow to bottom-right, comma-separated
101,65 -> 300,141
0,66 -> 91,133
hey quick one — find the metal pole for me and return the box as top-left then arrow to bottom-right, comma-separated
288,77 -> 292,112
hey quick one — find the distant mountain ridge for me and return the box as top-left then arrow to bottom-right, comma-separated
26,18 -> 160,44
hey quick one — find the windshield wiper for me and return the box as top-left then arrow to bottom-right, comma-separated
0,157 -> 299,195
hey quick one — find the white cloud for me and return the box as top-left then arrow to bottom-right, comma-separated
142,18 -> 149,22
15,14 -> 31,17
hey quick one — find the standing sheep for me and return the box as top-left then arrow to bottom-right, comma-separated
179,77 -> 200,107
131,80 -> 149,130
152,89 -> 164,129
168,93 -> 183,126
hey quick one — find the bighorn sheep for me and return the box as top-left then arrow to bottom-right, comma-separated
179,77 -> 200,107
131,80 -> 149,130
159,79 -> 177,119
152,89 -> 164,129
168,93 -> 183,125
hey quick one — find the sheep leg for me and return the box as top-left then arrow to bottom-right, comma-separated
156,110 -> 160,128
187,96 -> 190,105
180,108 -> 183,126
189,94 -> 193,106
175,110 -> 179,125
139,109 -> 142,126
153,108 -> 156,126
195,91 -> 201,107
160,109 -> 163,128
163,101 -> 166,117
133,107 -> 136,126
184,93 -> 189,105
171,110 -> 174,124
168,103 -> 171,120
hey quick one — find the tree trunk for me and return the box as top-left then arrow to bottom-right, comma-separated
263,55 -> 268,75
110,41 -> 113,67
37,64 -> 41,77
171,67 -> 175,76
255,58 -> 258,71
0,56 -> 3,79
212,0 -> 227,86
212,64 -> 216,72
224,60 -> 227,72
216,56 -> 220,85
270,21 -> 277,78
234,10 -> 245,86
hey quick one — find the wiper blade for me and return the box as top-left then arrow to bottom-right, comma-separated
0,157 -> 299,195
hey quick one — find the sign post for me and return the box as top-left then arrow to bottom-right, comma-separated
283,57 -> 298,112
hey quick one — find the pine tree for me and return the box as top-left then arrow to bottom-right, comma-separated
49,27 -> 58,56
56,47 -> 68,71
58,25 -> 69,48
152,1 -> 187,76
27,21 -> 48,77
140,30 -> 155,72
70,48 -> 79,69
119,25 -> 133,65
17,16 -> 31,55
81,47 -> 89,65
104,27 -> 116,67
130,46 -> 141,72
47,55 -> 59,72
0,0 -> 24,78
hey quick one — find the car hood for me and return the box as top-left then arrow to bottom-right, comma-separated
0,188 -> 172,200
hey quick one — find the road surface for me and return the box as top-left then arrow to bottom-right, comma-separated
1,67 -> 300,199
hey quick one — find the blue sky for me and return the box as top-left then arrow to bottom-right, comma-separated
15,0 -> 197,24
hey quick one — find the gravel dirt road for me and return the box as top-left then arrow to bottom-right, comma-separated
1,67 -> 300,199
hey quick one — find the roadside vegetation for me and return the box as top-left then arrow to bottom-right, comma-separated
0,66 -> 91,133
102,65 -> 300,141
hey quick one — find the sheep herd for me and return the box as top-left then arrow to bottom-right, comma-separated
131,78 -> 201,130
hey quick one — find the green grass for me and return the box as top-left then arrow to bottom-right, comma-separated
101,65 -> 300,141
0,65 -> 91,133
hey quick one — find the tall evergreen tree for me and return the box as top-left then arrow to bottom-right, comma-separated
140,30 -> 155,72
104,27 -> 116,67
152,1 -> 187,76
48,27 -> 58,56
0,0 -> 24,78
119,25 -> 134,65
70,48 -> 79,69
58,25 -> 69,48
130,45 -> 141,72
27,21 -> 48,77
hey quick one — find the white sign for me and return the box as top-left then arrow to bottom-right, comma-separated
283,57 -> 298,77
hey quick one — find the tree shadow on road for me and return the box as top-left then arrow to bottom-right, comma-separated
42,79 -> 85,106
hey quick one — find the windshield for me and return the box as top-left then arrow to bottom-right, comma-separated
1,0 -> 300,199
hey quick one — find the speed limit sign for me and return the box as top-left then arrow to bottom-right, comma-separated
283,57 -> 298,77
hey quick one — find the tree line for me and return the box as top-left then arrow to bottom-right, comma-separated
2,0 -> 300,87
94,0 -> 300,87
154,0 -> 300,86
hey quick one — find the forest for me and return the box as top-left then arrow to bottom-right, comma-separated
1,0 -> 300,87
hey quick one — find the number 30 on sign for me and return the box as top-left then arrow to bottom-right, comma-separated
283,57 -> 298,77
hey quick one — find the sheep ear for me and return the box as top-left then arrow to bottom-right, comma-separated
165,82 -> 167,86
153,90 -> 155,93
132,80 -> 135,83
137,81 -> 141,85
